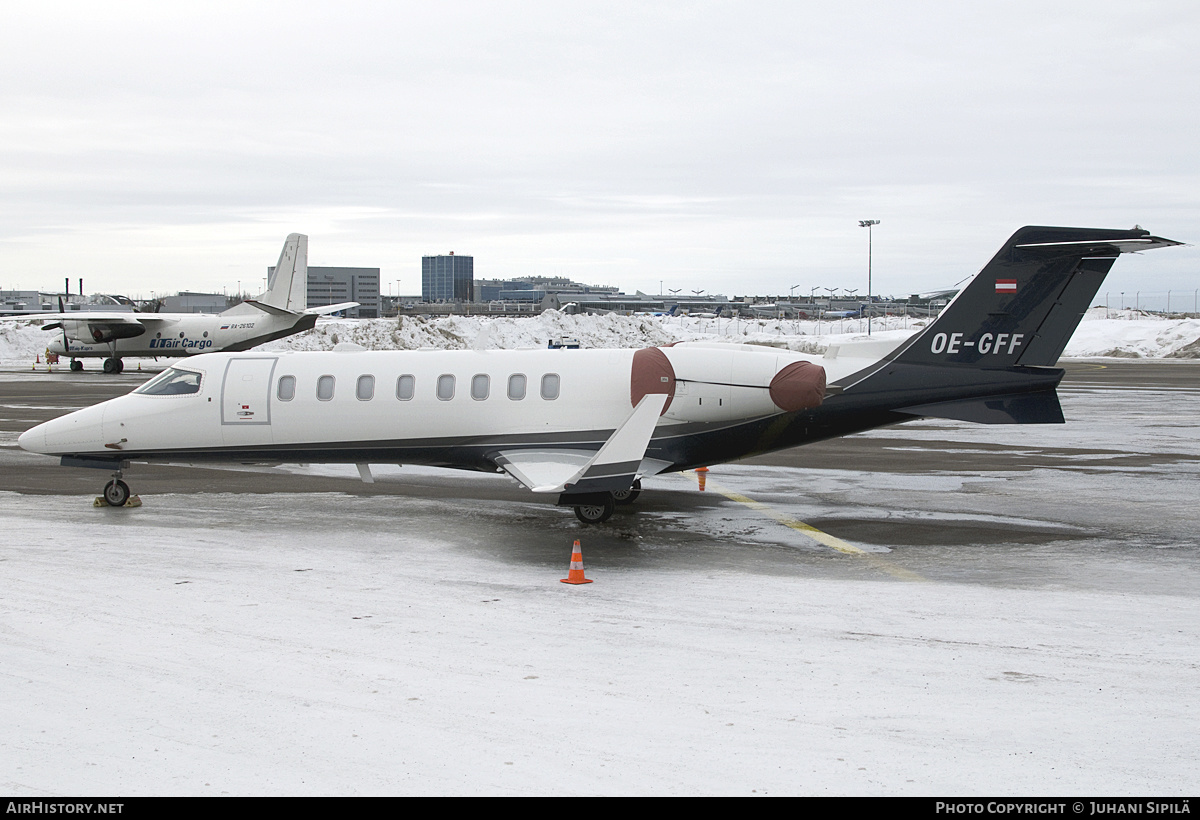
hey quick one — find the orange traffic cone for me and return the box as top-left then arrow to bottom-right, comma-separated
696,466 -> 709,491
560,540 -> 593,585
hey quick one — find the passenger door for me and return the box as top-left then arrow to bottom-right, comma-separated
221,357 -> 276,445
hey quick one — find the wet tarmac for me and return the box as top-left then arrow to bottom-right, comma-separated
2,360 -> 1197,794
1,359 -> 1198,592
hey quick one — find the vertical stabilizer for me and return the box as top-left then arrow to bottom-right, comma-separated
260,234 -> 308,312
831,227 -> 1183,422
883,227 -> 1182,370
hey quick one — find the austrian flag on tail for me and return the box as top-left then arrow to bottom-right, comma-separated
995,279 -> 1017,293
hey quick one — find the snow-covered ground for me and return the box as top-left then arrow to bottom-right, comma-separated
3,307 -> 1200,366
3,309 -> 1198,794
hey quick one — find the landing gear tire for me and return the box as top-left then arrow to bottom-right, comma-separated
103,479 -> 131,507
612,479 -> 642,505
69,359 -> 83,372
574,495 -> 616,525
102,358 -> 122,374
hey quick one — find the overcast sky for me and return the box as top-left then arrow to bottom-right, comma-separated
1,1 -> 1197,302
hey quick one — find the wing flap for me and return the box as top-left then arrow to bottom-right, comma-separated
494,393 -> 668,494
493,449 -> 594,493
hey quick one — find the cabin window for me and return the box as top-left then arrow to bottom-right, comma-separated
507,374 -> 526,400
277,375 -> 296,401
540,373 -> 560,400
356,375 -> 375,401
471,374 -> 490,401
134,367 -> 202,396
396,374 -> 415,401
317,375 -> 335,401
436,374 -> 455,401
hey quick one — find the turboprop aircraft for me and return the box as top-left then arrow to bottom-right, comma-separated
14,234 -> 356,373
18,226 -> 1182,524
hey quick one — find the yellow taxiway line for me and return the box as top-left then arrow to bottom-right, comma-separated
690,471 -> 927,582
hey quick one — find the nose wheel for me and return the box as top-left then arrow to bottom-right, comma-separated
103,478 -> 131,507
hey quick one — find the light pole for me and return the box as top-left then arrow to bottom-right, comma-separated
859,219 -> 880,334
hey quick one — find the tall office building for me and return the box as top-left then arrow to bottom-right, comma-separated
422,253 -> 473,302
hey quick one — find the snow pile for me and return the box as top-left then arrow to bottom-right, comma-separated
260,311 -> 683,352
0,318 -> 54,364
3,307 -> 1200,365
1063,307 -> 1200,358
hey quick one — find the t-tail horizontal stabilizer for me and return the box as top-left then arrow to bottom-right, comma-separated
883,226 -> 1184,371
493,393 -> 668,494
833,227 -> 1182,419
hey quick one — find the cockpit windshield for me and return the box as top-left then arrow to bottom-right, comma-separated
134,367 -> 203,396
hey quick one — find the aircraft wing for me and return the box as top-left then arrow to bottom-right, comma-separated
493,393 -> 669,494
3,311 -> 157,326
35,314 -> 172,334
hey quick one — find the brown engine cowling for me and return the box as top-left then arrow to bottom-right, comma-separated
632,344 -> 825,420
768,360 -> 826,412
630,346 -> 676,413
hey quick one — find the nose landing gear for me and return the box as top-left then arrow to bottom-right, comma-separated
97,465 -> 138,508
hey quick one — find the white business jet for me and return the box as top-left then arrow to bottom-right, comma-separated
25,234 -> 356,373
18,226 -> 1182,524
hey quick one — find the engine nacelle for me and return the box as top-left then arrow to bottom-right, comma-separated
630,344 -> 825,424
87,322 -> 147,344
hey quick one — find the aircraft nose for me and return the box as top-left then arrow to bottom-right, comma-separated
18,402 -> 110,456
17,425 -> 45,453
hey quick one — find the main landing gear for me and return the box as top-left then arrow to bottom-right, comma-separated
563,480 -> 642,525
573,495 -> 616,525
611,478 -> 641,505
102,357 -> 125,374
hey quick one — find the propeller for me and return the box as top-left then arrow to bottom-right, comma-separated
56,296 -> 70,356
